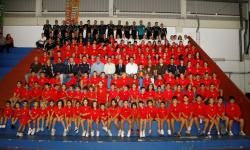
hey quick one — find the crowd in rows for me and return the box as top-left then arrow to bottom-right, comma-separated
0,20 -> 246,137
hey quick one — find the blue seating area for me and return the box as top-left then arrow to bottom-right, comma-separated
0,48 -> 33,79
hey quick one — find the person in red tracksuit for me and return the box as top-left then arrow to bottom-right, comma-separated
205,98 -> 220,136
37,101 -> 47,132
107,99 -> 120,136
130,102 -> 139,136
0,101 -> 12,129
11,102 -> 22,128
45,101 -> 55,130
157,101 -> 170,136
64,100 -> 74,133
120,100 -> 132,137
226,96 -> 245,136
51,100 -> 67,136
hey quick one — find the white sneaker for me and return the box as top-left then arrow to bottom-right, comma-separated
217,132 -> 220,136
207,132 -> 211,136
91,130 -> 94,137
31,128 -> 36,135
2,125 -> 6,128
229,131 -> 233,136
63,129 -> 67,136
40,127 -> 44,132
28,128 -> 32,135
161,129 -> 164,135
139,130 -> 143,138
75,128 -> 79,134
36,128 -> 40,133
148,129 -> 152,134
82,130 -> 86,137
16,132 -> 20,136
121,130 -> 124,137
240,131 -> 246,136
142,130 -> 146,137
167,129 -> 171,135
102,126 -> 108,132
19,132 -> 23,137
51,128 -> 56,136
108,130 -> 112,136
118,130 -> 121,136
86,131 -> 89,137
96,130 -> 100,137
127,130 -> 131,137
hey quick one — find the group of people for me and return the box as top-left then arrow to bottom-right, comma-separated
0,20 -> 246,138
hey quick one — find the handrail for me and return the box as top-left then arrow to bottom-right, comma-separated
188,36 -> 250,134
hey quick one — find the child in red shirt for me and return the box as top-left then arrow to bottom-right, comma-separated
157,101 -> 170,136
147,100 -> 157,135
45,101 -> 55,130
11,102 -> 21,128
0,101 -> 12,128
120,100 -> 132,137
16,101 -> 29,137
180,95 -> 193,136
37,101 -> 47,132
130,102 -> 139,136
28,101 -> 40,135
107,99 -> 120,136
80,99 -> 91,137
89,101 -> 100,137
138,101 -> 147,138
99,103 -> 108,134
64,100 -> 74,133
226,96 -> 245,136
205,98 -> 220,136
169,96 -> 185,137
216,97 -> 229,135
51,100 -> 67,136
10,81 -> 23,106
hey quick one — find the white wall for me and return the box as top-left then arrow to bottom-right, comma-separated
3,26 -> 43,47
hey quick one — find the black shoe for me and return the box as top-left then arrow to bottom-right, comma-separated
11,124 -> 15,129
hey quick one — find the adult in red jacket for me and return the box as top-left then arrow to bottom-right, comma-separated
226,96 -> 245,136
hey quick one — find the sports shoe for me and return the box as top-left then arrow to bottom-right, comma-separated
2,125 -> 6,128
229,131 -> 233,136
27,128 -> 32,135
108,130 -> 112,136
63,129 -> 67,136
75,127 -> 79,134
207,132 -> 211,136
240,131 -> 246,136
51,128 -> 56,136
19,132 -> 23,137
121,130 -> 124,137
40,127 -> 44,132
36,128 -> 40,133
217,132 -> 220,136
118,129 -> 121,136
142,130 -> 146,137
96,130 -> 100,137
167,129 -> 171,136
127,130 -> 131,137
82,130 -> 86,137
139,130 -> 143,138
0,125 -> 2,128
85,131 -> 89,137
91,130 -> 94,137
102,126 -> 108,132
148,129 -> 152,135
161,129 -> 164,135
31,128 -> 36,135
16,132 -> 20,137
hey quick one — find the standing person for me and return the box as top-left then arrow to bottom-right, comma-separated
137,20 -> 145,40
92,20 -> 99,38
104,57 -> 116,88
116,20 -> 123,39
152,22 -> 160,39
43,19 -> 52,39
123,21 -> 130,39
107,20 -> 115,38
145,22 -> 152,39
125,57 -> 138,76
226,96 -> 246,136
53,20 -> 60,39
159,23 -> 167,40
131,21 -> 137,39
98,21 -> 106,41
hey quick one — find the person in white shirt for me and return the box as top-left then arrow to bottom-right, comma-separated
125,57 -> 138,75
36,33 -> 47,48
104,57 -> 116,75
